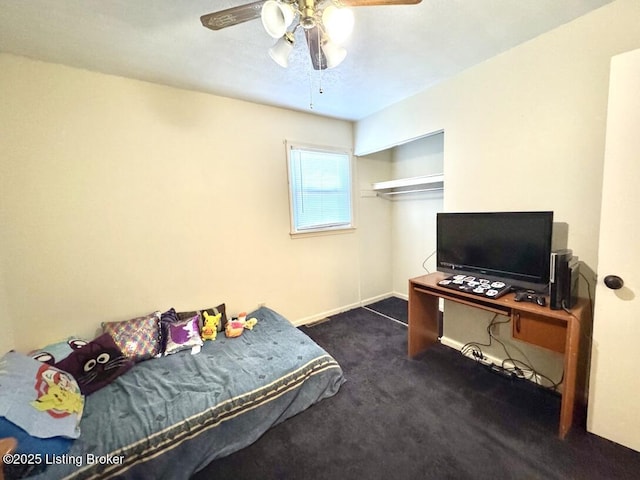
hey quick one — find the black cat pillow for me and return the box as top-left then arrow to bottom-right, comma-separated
55,333 -> 134,395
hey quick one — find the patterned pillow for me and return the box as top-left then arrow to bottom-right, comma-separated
164,314 -> 203,356
0,352 -> 83,439
55,333 -> 134,395
102,312 -> 161,363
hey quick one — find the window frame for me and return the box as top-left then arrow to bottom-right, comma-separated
286,141 -> 356,237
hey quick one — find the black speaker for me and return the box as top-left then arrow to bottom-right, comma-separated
549,249 -> 579,310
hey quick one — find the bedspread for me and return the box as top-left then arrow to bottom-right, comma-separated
30,307 -> 345,479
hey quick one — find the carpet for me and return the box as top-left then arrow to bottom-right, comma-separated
365,296 -> 408,324
193,306 -> 640,480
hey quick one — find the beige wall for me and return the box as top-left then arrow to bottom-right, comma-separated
354,0 -> 640,381
0,54 -> 392,353
0,264 -> 15,353
359,134 -> 444,300
357,150 -> 394,301
3,1 -> 638,360
390,133 -> 444,296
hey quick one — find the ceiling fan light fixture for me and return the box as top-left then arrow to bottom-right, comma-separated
268,32 -> 295,68
322,5 -> 354,45
261,0 -> 296,39
322,39 -> 347,69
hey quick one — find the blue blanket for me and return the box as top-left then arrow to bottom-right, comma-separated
31,307 -> 345,479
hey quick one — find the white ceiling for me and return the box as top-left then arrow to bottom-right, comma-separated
0,0 -> 612,121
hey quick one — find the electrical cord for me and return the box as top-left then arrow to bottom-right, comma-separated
460,313 -> 504,362
422,249 -> 436,273
578,271 -> 595,321
561,271 -> 593,322
501,357 -> 564,391
486,316 -> 536,375
562,272 -> 594,346
460,313 -> 564,392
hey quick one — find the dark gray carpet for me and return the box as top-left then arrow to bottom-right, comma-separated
193,307 -> 640,480
365,296 -> 408,323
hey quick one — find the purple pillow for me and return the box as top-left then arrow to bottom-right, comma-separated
160,308 -> 180,353
164,314 -> 203,356
55,333 -> 133,395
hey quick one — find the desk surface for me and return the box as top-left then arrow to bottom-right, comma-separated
410,272 -> 587,322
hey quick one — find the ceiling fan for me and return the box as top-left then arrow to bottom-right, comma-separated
201,0 -> 422,70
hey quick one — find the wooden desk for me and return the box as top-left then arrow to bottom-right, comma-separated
408,272 -> 590,439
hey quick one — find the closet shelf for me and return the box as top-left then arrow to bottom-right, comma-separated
371,174 -> 444,197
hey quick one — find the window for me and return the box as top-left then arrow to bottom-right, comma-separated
286,142 -> 354,236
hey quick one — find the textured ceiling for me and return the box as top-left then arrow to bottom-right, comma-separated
0,0 -> 612,121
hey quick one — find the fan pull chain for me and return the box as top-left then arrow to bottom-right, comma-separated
316,25 -> 324,95
308,24 -> 328,110
317,24 -> 323,70
309,73 -> 325,110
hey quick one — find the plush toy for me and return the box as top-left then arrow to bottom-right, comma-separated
201,311 -> 221,341
225,312 -> 258,338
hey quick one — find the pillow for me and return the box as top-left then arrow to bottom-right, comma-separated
160,308 -> 180,353
102,311 -> 161,362
29,338 -> 88,365
54,333 -> 134,395
179,303 -> 228,333
0,351 -> 83,439
161,307 -> 180,324
164,314 -> 203,356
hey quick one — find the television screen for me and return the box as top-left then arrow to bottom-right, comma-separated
436,211 -> 553,291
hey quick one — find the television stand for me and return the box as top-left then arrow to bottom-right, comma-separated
408,272 -> 590,439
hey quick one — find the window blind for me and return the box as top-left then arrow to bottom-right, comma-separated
288,146 -> 352,233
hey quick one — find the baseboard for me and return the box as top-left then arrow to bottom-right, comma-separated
440,336 -> 563,392
439,336 -> 505,363
291,302 -> 360,327
391,291 -> 408,301
361,292 -> 396,306
292,292 -> 404,327
441,336 -> 528,374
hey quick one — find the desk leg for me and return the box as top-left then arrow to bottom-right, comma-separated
559,316 -> 581,439
408,284 -> 440,357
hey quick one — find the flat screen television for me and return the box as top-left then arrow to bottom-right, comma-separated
436,211 -> 553,292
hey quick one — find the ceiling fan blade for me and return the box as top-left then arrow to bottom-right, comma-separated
337,0 -> 422,6
200,0 -> 267,31
305,26 -> 328,71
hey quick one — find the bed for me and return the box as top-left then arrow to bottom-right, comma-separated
11,307 -> 344,480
